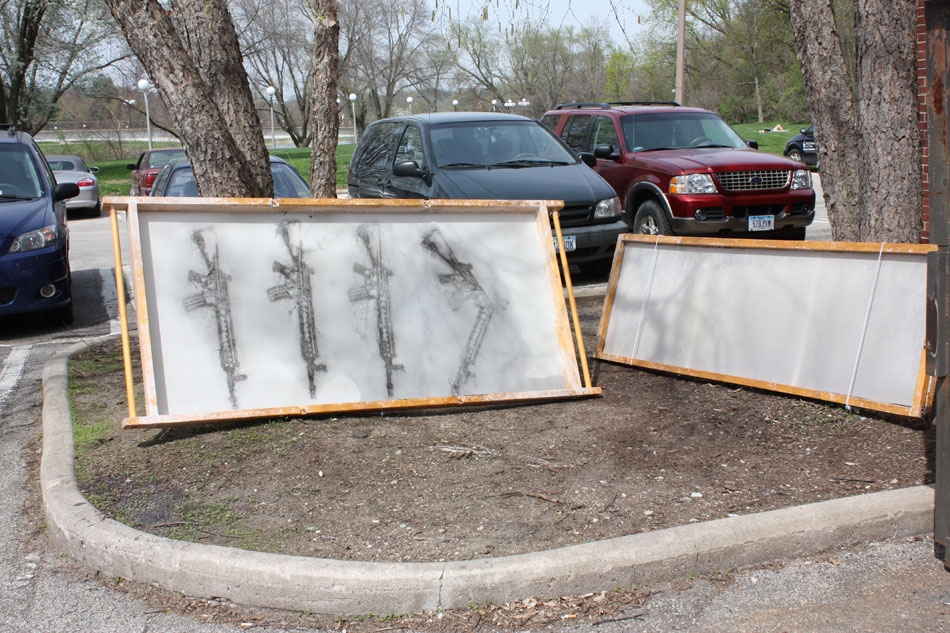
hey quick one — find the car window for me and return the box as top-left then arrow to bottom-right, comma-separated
357,122 -> 403,174
150,164 -> 174,195
560,115 -> 591,153
539,114 -> 560,131
48,159 -> 76,170
165,168 -> 199,196
394,125 -> 427,169
146,149 -> 187,168
430,120 -> 576,167
0,144 -> 43,198
620,112 -> 747,151
589,116 -> 620,151
272,162 -> 311,198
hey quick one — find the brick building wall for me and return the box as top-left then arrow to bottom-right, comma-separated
918,0 -> 930,242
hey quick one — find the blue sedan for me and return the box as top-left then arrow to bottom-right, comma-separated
0,125 -> 79,323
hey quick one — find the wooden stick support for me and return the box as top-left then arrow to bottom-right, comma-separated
552,211 -> 593,389
109,204 -> 136,419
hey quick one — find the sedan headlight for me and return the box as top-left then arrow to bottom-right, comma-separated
594,196 -> 621,219
10,225 -> 58,253
670,173 -> 717,194
790,169 -> 811,190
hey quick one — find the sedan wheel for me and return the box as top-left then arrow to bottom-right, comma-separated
787,148 -> 804,163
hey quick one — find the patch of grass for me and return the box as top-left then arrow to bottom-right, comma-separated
729,121 -> 810,157
73,421 -> 114,449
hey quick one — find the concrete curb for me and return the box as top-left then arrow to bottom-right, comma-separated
41,336 -> 935,616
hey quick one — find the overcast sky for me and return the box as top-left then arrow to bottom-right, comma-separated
443,0 -> 651,47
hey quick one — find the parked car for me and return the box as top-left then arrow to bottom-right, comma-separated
149,155 -> 311,198
127,147 -> 187,195
540,102 -> 815,239
46,154 -> 100,217
784,125 -> 818,166
347,112 -> 624,273
0,124 -> 79,323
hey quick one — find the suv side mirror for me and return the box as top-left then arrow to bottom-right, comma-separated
126,163 -> 136,170
745,140 -> 759,150
593,144 -> 620,161
54,182 -> 80,201
578,152 -> 597,168
801,128 -> 808,134
393,160 -> 432,186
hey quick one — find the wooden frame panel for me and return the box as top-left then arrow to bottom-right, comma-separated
596,235 -> 936,417
105,197 -> 599,429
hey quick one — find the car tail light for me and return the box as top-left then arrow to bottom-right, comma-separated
145,172 -> 159,185
76,178 -> 96,187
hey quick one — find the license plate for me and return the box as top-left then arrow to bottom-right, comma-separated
748,215 -> 774,232
554,235 -> 576,252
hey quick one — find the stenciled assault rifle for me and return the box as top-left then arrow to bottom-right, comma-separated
183,228 -> 246,409
348,224 -> 404,397
267,220 -> 327,398
421,228 -> 497,395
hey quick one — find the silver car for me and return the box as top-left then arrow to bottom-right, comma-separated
47,154 -> 100,216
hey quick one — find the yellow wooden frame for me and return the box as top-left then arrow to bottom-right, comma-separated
104,196 -> 600,429
595,234 -> 937,418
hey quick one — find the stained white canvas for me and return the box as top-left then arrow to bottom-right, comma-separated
132,206 -> 578,417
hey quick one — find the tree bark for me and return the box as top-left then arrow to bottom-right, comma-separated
103,0 -> 272,198
854,0 -> 922,242
789,0 -> 863,241
309,0 -> 341,198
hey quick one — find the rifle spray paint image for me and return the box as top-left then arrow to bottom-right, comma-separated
421,228 -> 498,395
267,220 -> 327,398
348,224 -> 404,397
183,228 -> 246,409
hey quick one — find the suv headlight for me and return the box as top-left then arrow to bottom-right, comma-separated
790,169 -> 811,190
594,196 -> 621,219
10,225 -> 58,253
670,173 -> 717,194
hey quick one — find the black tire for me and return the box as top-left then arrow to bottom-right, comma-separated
787,148 -> 804,163
89,201 -> 102,218
633,200 -> 673,235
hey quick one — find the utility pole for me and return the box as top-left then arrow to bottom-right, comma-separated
675,0 -> 686,104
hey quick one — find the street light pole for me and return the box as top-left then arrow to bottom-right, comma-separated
407,96 -> 413,114
265,85 -> 277,149
349,93 -> 358,144
137,79 -> 152,150
452,99 -> 459,111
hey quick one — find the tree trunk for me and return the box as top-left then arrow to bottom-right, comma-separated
854,0 -> 922,242
309,0 -> 341,198
789,0 -> 863,241
103,0 -> 271,198
171,0 -> 273,196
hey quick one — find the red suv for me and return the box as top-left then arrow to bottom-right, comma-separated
540,103 -> 815,239
127,148 -> 186,196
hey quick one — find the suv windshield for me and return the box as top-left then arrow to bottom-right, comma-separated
0,144 -> 43,200
429,120 -> 576,168
620,112 -> 747,152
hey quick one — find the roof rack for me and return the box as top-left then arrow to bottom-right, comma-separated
0,123 -> 15,135
608,101 -> 682,107
552,101 -> 682,111
552,102 -> 613,110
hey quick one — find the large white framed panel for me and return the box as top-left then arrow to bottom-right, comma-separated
108,197 -> 598,428
596,235 -> 936,416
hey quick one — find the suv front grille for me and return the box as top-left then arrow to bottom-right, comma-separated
717,170 -> 790,192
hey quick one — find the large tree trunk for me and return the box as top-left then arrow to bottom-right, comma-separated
789,0 -> 922,243
103,0 -> 272,198
854,0 -> 922,242
789,0 -> 863,241
309,0 -> 341,198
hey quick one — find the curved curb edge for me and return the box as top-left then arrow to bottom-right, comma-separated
41,335 -> 935,615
